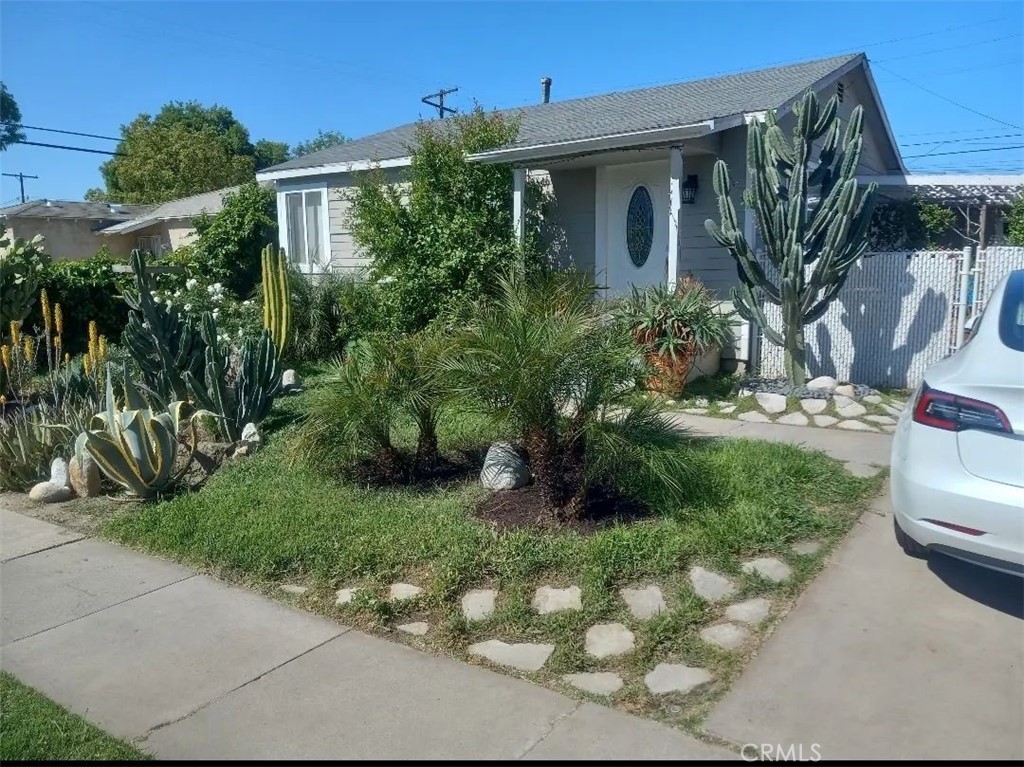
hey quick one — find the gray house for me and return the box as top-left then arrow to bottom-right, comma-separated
256,52 -> 905,365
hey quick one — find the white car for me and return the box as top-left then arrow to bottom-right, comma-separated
890,269 -> 1024,576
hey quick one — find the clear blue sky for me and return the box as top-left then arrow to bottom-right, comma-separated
2,0 -> 1022,204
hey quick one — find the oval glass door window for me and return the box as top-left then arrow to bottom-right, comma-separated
626,186 -> 654,267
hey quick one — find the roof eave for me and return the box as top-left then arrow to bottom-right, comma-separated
256,155 -> 412,182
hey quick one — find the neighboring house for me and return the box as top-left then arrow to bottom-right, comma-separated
0,200 -> 154,260
257,52 -> 906,366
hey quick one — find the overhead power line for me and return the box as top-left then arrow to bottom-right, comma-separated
875,33 -> 1022,63
900,133 -> 1024,147
903,145 -> 1024,159
15,124 -> 120,142
11,140 -> 124,156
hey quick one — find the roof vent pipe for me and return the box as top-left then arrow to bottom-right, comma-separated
541,77 -> 552,104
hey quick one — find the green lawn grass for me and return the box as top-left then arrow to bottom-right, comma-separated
0,672 -> 149,761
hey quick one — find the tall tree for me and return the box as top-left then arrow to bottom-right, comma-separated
0,82 -> 25,151
254,139 -> 290,170
293,129 -> 348,157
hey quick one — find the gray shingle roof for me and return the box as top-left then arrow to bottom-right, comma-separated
100,186 -> 239,233
263,53 -> 862,174
0,200 -> 153,221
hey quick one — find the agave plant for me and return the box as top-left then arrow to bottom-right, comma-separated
74,366 -> 199,499
0,407 -> 75,491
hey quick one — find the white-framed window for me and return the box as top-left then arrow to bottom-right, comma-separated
278,182 -> 330,273
137,234 -> 167,256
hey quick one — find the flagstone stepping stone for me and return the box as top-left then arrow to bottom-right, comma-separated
468,640 -> 554,672
644,663 -> 713,695
741,557 -> 792,583
800,398 -> 828,414
806,375 -> 837,391
890,399 -> 907,409
389,583 -> 424,601
700,622 -> 750,651
532,585 -> 582,614
813,415 -> 839,427
755,392 -> 787,414
881,403 -> 903,417
837,419 -> 876,431
563,672 -> 623,695
620,585 -> 667,619
865,414 -> 896,425
397,621 -> 429,636
279,584 -> 308,596
881,425 -> 896,434
694,396 -> 710,407
714,400 -> 733,409
461,589 -> 497,621
585,623 -> 635,659
791,539 -> 823,556
834,395 -> 867,418
863,394 -> 883,404
834,384 -> 856,398
737,411 -> 771,423
777,412 -> 809,426
688,566 -> 737,602
737,388 -> 753,397
682,408 -> 708,415
844,462 -> 881,477
725,597 -> 771,625
335,587 -> 360,605
719,405 -> 737,414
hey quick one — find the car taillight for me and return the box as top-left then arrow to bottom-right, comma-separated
912,384 -> 1013,433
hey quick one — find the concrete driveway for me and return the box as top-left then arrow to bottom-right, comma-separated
705,489 -> 1024,760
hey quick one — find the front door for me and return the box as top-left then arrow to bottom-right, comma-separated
603,161 -> 668,296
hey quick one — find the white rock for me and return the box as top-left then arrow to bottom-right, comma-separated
241,422 -> 261,444
397,621 -> 429,636
834,384 -> 856,398
282,369 -> 302,390
792,540 -> 823,556
620,585 -> 667,619
725,597 -> 771,625
741,557 -> 793,583
644,663 -> 713,695
70,453 -> 101,497
694,397 -> 710,407
563,672 -> 623,695
863,394 -> 883,404
737,388 -> 753,398
688,566 -> 737,602
280,584 -> 308,596
777,412 -> 809,426
755,392 -> 787,414
865,414 -> 896,425
49,457 -> 70,488
681,408 -> 708,415
719,405 -> 737,414
737,411 -> 771,423
800,398 -> 828,415
806,376 -> 837,391
335,587 -> 359,605
389,583 -> 424,601
700,622 -> 750,650
532,585 -> 582,614
468,640 -> 554,672
28,481 -> 72,503
461,589 -> 497,621
833,396 -> 867,418
585,623 -> 635,659
813,415 -> 839,427
837,419 -> 877,432
480,442 -> 529,491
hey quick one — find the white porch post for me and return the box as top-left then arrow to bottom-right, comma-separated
668,147 -> 683,288
512,167 -> 527,244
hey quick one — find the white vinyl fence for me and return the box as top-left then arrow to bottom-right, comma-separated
757,246 -> 1024,388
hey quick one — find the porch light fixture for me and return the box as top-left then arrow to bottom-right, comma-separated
681,175 -> 699,205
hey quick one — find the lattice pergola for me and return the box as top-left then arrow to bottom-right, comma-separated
857,174 -> 1024,205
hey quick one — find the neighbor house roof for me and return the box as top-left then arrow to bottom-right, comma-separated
0,200 -> 153,222
259,52 -> 880,178
99,186 -> 238,235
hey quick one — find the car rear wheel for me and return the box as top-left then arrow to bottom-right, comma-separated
894,518 -> 929,559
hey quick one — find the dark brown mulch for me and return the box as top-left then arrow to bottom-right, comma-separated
345,453 -> 480,489
472,482 -> 652,535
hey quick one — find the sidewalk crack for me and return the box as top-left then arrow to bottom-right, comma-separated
515,700 -> 582,759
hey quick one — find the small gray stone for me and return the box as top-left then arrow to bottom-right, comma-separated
461,589 -> 497,621
863,394 -> 883,404
689,566 -> 737,602
620,585 -> 667,619
700,622 -> 750,650
719,405 -> 737,414
844,462 -> 882,478
241,422 -> 261,443
397,621 -> 428,636
28,481 -> 72,504
563,672 -> 623,695
813,415 -> 839,427
694,396 -> 710,407
69,453 -> 100,498
800,398 -> 828,415
585,623 -> 635,659
755,392 -> 787,414
532,585 -> 582,614
335,587 -> 359,605
834,383 -> 856,398
644,663 -> 713,695
389,583 -> 424,601
279,584 -> 308,596
865,414 -> 896,425
741,557 -> 793,583
737,411 -> 771,423
725,597 -> 771,625
468,640 -> 554,672
837,419 -> 876,432
681,407 -> 708,415
792,539 -> 823,556
282,369 -> 302,390
480,442 -> 529,491
49,457 -> 70,488
834,396 -> 867,418
777,412 -> 809,426
806,375 -> 837,391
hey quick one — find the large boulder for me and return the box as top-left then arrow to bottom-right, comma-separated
281,369 -> 304,394
806,376 -> 837,391
70,453 -> 101,497
480,442 -> 529,491
29,481 -> 72,503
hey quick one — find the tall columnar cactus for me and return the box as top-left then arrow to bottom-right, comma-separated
705,91 -> 879,386
121,250 -> 207,402
261,244 -> 291,357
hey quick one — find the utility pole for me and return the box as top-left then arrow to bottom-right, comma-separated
2,172 -> 39,203
421,87 -> 459,119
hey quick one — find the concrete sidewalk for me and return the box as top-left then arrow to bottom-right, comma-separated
0,509 -> 733,760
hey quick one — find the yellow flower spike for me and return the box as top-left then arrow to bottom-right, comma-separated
1,345 -> 10,373
99,335 -> 108,359
88,320 -> 98,346
83,353 -> 92,376
54,303 -> 64,336
22,336 -> 34,361
9,321 -> 20,347
54,334 -> 62,350
64,352 -> 71,366
41,289 -> 52,334
0,395 -> 5,407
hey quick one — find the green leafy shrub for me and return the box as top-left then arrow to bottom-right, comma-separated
286,271 -> 385,364
1,232 -> 49,329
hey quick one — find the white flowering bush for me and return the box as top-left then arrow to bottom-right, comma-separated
152,276 -> 261,344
